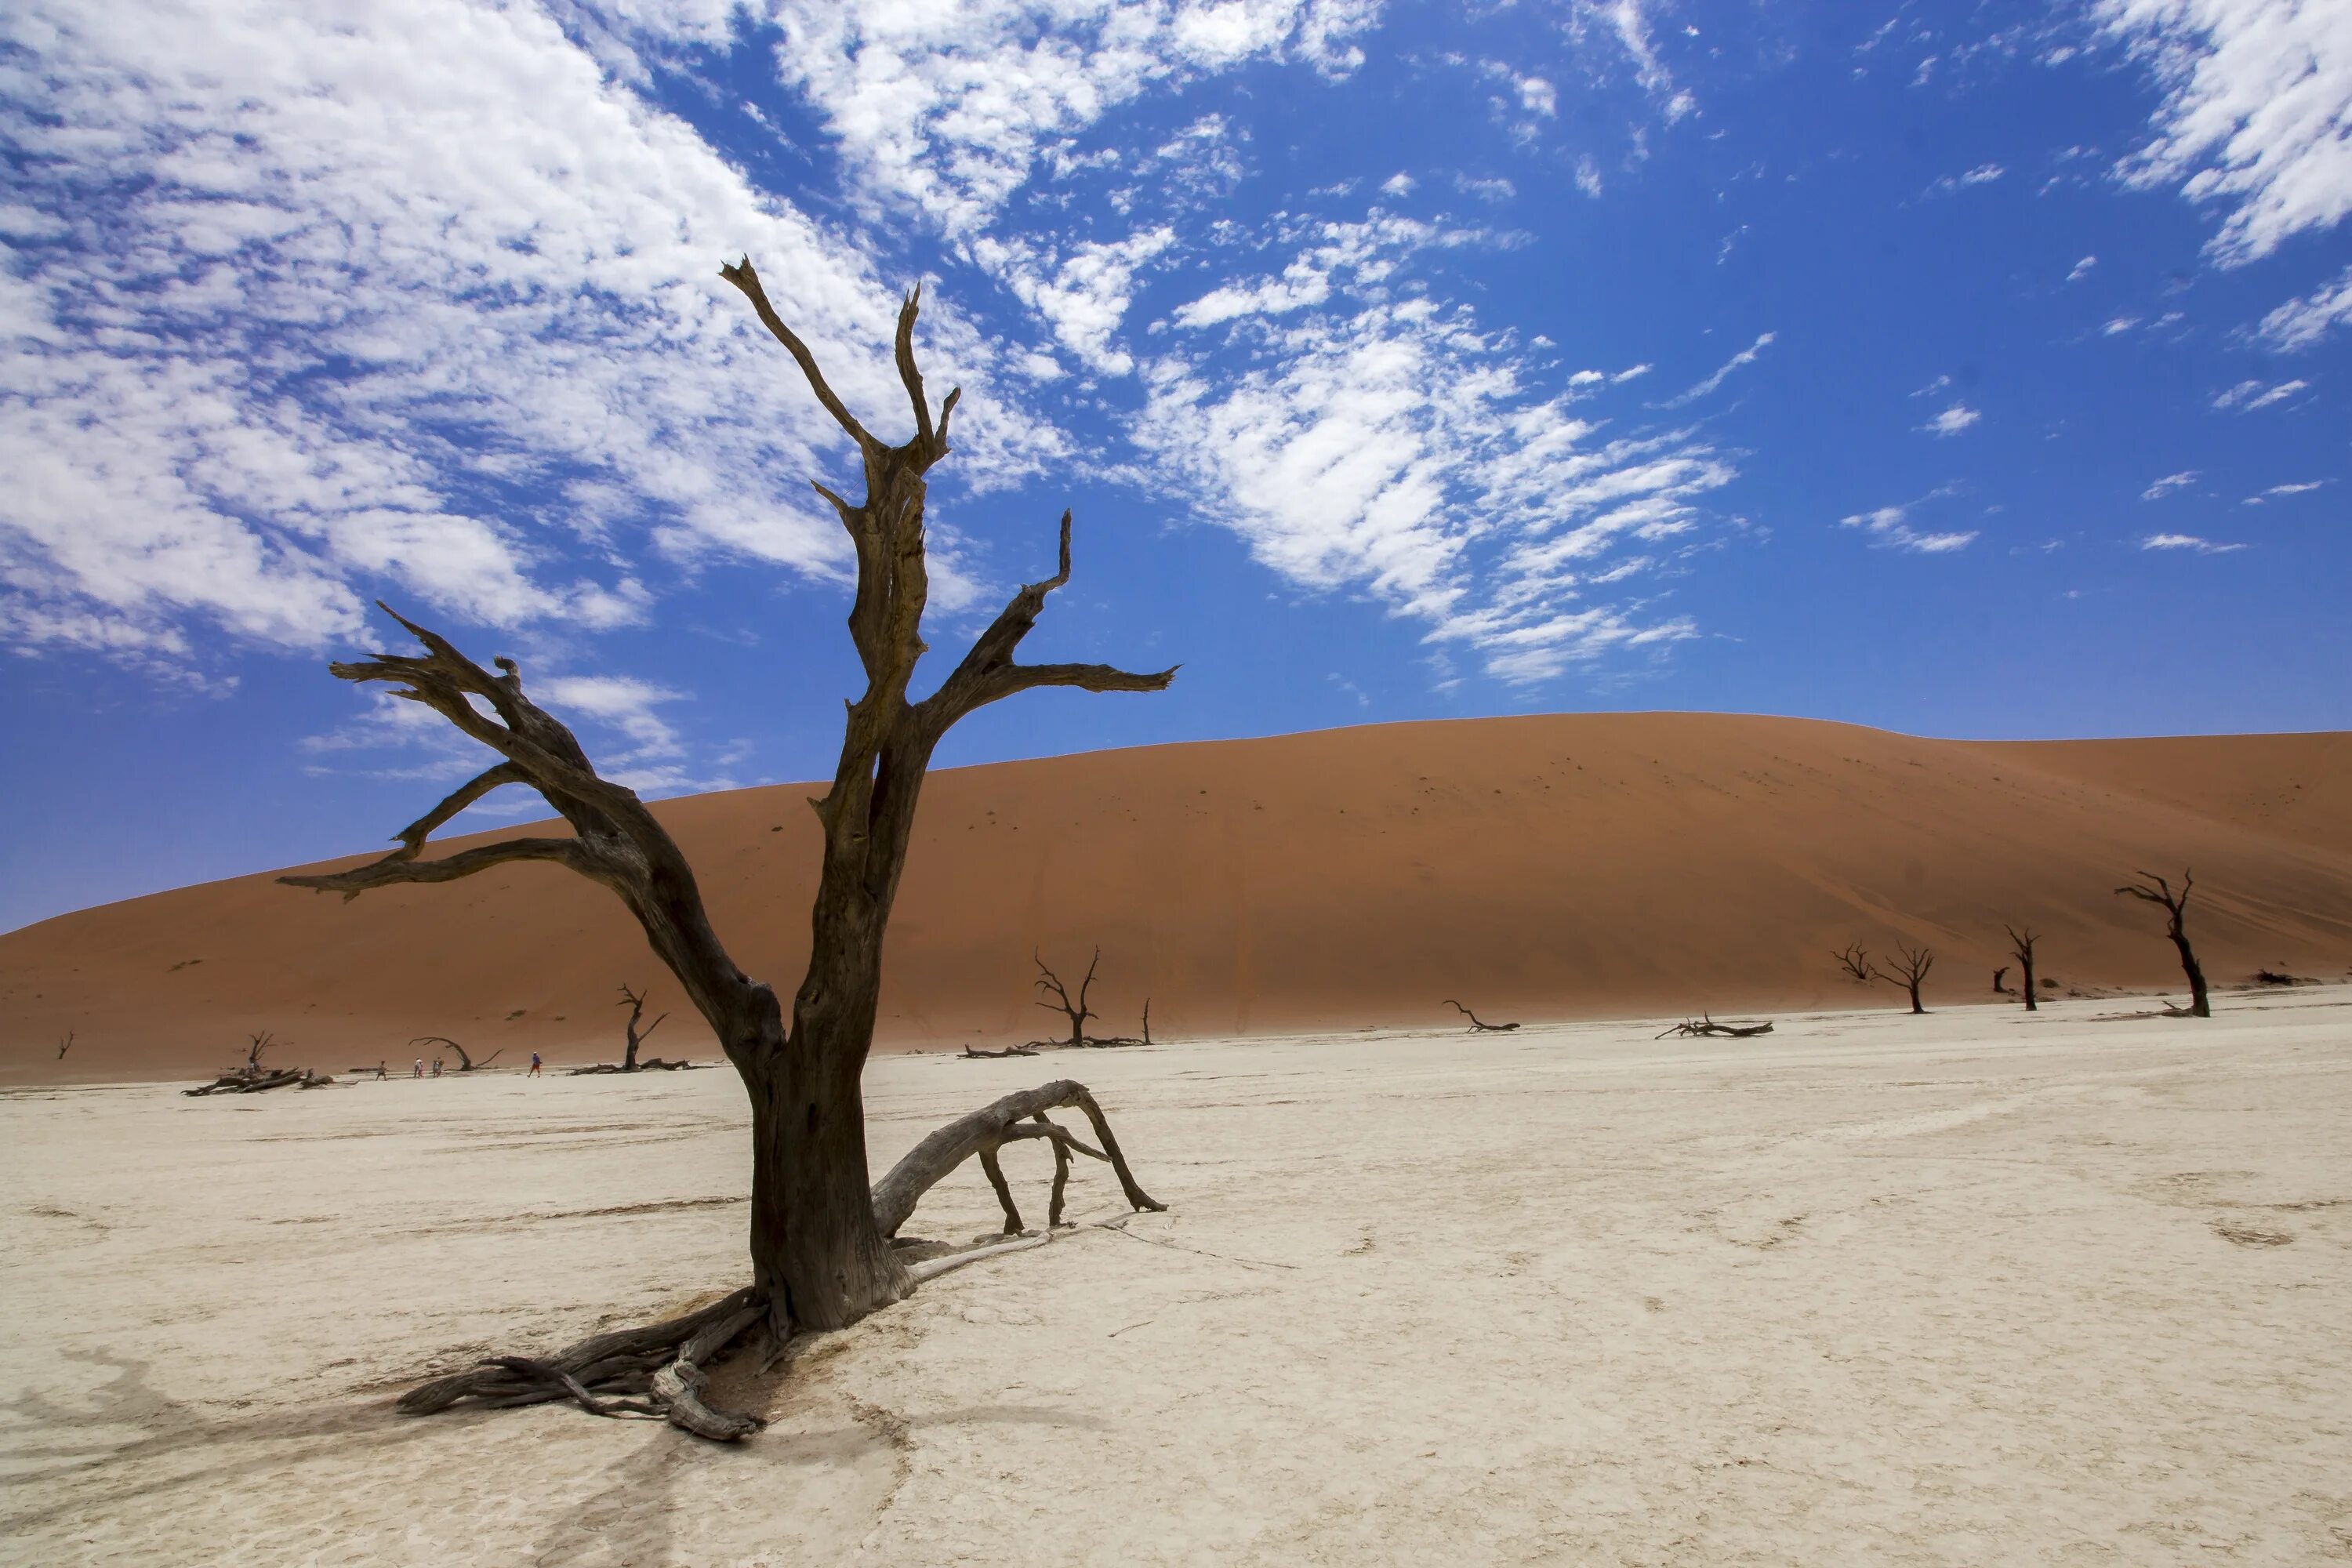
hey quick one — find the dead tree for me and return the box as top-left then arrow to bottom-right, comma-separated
282,265 -> 1174,1439
2115,869 -> 2210,1017
617,983 -> 668,1069
2004,925 -> 2039,1012
55,1030 -> 73,1060
245,1031 -> 273,1070
1874,944 -> 1933,1014
1444,1000 -> 1521,1033
1992,966 -> 2010,994
1833,942 -> 1873,984
1033,950 -> 1101,1049
963,1044 -> 1039,1059
412,1036 -> 502,1072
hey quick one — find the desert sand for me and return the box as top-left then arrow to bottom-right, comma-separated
5,989 -> 2351,1565
5,714 -> 2348,1085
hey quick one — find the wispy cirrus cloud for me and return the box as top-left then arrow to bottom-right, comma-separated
2258,266 -> 2352,350
2212,376 -> 2310,410
2142,469 -> 2198,499
1138,274 -> 1736,684
1656,332 -> 1775,408
1921,404 -> 1982,437
1839,503 -> 1977,554
2141,532 -> 2245,553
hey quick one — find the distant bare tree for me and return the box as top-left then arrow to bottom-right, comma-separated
1874,944 -> 1934,1014
1444,1000 -> 1521,1033
2115,869 -> 2210,1018
616,983 -> 669,1071
245,1031 -> 274,1069
412,1035 -> 501,1072
2003,924 -> 2039,1012
1033,950 -> 1100,1049
1833,942 -> 1874,984
55,1030 -> 74,1061
1991,966 -> 2010,995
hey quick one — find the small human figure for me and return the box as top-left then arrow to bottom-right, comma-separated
413,1058 -> 423,1078
431,1057 -> 443,1077
528,1050 -> 543,1078
376,1060 -> 387,1080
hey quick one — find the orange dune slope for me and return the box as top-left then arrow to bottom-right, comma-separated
5,713 -> 2347,1083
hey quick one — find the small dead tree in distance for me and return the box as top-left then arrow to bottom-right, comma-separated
412,1035 -> 502,1072
1445,1000 -> 1521,1033
1833,942 -> 1873,984
56,1031 -> 73,1060
281,264 -> 1174,1438
1033,950 -> 1099,1049
2004,924 -> 2038,1012
1874,943 -> 1934,1014
618,982 -> 667,1069
2115,869 -> 2210,1017
1992,966 -> 2010,994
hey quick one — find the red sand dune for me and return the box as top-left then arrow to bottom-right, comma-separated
4,713 -> 2348,1084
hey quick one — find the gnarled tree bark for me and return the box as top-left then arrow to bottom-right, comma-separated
1444,1000 -> 1521,1033
283,264 -> 1176,1438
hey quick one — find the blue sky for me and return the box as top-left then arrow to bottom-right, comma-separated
2,0 -> 2347,931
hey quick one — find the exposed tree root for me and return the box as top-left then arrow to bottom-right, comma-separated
1654,1014 -> 1775,1039
397,1079 -> 1160,1439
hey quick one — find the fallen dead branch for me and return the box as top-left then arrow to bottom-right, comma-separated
962,1044 -> 1040,1058
1654,1014 -> 1776,1040
1444,1000 -> 1521,1033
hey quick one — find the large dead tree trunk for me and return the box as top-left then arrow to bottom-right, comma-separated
2004,924 -> 2038,1012
1873,944 -> 1933,1014
412,1035 -> 501,1072
282,265 -> 1176,1432
2115,869 -> 2211,1018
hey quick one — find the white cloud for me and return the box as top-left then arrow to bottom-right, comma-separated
1584,0 -> 1695,121
2142,469 -> 2199,498
2067,254 -> 2099,281
2213,376 -> 2310,409
1454,174 -> 1519,203
769,1 -> 1379,239
1611,363 -> 1653,383
2258,265 -> 2352,349
1922,404 -> 1982,436
2102,315 -> 2142,335
1839,504 -> 1977,554
0,0 -> 1056,665
1927,162 -> 2007,194
1380,172 -> 1417,196
1136,291 -> 1736,684
1657,332 -> 1775,407
2243,478 -> 2327,502
1574,158 -> 1605,198
2100,0 -> 2352,263
1171,214 -> 1481,328
2141,532 -> 2246,552
976,226 -> 1178,374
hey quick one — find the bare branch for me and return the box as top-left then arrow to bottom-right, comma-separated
282,837 -> 588,902
918,510 -> 1177,733
893,285 -> 936,452
718,256 -> 878,454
